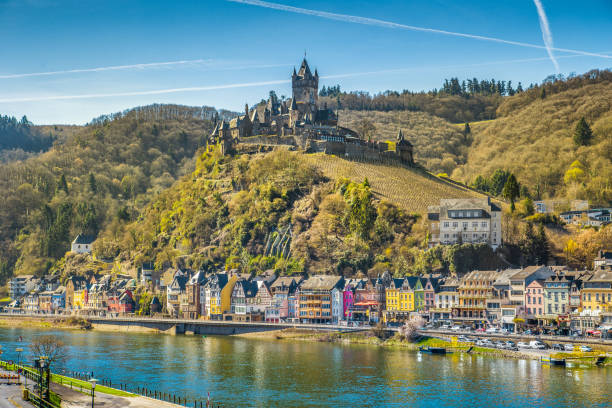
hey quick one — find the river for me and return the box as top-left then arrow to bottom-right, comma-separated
0,327 -> 610,407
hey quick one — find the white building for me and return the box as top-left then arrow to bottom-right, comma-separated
428,197 -> 502,249
71,234 -> 95,254
8,275 -> 39,300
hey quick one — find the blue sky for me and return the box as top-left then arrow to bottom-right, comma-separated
0,0 -> 610,124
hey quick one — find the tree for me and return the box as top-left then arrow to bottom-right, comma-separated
573,117 -> 593,146
57,174 -> 68,194
29,335 -> 67,367
463,122 -> 471,135
88,173 -> 97,193
502,174 -> 520,211
356,119 -> 376,141
535,223 -> 550,265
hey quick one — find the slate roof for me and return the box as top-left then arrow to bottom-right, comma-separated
72,234 -> 95,245
300,275 -> 343,291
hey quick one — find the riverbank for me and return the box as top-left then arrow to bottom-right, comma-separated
239,328 -> 612,365
3,316 -> 610,366
0,315 -> 92,330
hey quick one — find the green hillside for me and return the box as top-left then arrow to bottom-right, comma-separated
0,105 -> 213,281
452,70 -> 612,205
303,153 -> 481,212
99,147 -> 496,277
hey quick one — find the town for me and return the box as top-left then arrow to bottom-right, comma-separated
5,235 -> 611,339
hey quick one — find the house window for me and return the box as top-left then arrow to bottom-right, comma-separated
452,222 -> 458,228
481,222 -> 487,228
443,222 -> 449,228
472,222 -> 478,229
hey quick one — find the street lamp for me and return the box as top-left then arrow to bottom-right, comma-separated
15,348 -> 24,387
88,378 -> 99,408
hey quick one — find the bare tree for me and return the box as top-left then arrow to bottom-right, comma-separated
356,119 -> 376,141
29,335 -> 67,367
399,317 -> 425,341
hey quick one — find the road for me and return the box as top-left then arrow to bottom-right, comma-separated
0,369 -> 35,408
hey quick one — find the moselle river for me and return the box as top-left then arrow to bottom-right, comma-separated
0,327 -> 610,407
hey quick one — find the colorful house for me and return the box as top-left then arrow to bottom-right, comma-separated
342,279 -> 365,321
525,279 -> 545,317
581,270 -> 612,313
298,275 -> 345,324
422,277 -> 440,311
204,273 -> 229,319
65,276 -> 88,312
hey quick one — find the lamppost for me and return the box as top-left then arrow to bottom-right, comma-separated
15,347 -> 24,387
88,378 -> 98,408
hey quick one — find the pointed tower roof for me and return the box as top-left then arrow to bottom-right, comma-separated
250,109 -> 259,123
290,97 -> 297,110
297,58 -> 313,78
397,129 -> 404,141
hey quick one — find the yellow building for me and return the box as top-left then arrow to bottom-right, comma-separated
205,272 -> 238,319
581,270 -> 612,313
73,289 -> 87,310
384,278 -> 415,322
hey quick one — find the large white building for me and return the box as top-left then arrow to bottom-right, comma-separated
427,197 -> 502,250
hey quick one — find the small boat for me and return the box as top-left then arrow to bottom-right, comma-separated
419,346 -> 448,355
541,357 -> 566,366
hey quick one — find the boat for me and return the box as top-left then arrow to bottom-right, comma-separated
419,346 -> 448,355
541,357 -> 566,366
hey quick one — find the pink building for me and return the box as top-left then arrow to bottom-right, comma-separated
525,279 -> 544,317
342,279 -> 366,321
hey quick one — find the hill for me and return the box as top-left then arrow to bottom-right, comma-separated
337,109 -> 469,175
303,153 -> 481,212
97,147 -> 497,278
0,105 -> 213,282
450,70 -> 612,205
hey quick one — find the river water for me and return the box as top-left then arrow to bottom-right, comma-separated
0,327 -> 609,407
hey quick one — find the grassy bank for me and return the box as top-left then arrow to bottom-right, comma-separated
0,315 -> 92,330
0,360 -> 133,397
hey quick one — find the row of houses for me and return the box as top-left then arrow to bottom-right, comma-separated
160,262 -> 611,335
7,273 -> 139,316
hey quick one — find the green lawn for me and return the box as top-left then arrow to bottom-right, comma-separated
51,373 -> 134,397
1,361 -> 133,397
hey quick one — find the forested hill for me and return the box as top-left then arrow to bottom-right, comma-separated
452,69 -> 612,206
0,115 -> 55,156
0,105 -> 214,283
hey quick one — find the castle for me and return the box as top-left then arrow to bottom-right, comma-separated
210,58 -> 414,166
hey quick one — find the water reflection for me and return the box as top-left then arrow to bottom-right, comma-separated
0,327 -> 610,407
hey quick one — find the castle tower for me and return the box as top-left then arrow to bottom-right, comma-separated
292,58 -> 319,109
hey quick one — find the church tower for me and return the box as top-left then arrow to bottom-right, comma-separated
292,58 -> 319,110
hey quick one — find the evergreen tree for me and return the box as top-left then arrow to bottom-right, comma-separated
535,223 -> 550,265
573,117 -> 593,146
502,174 -> 520,212
57,174 -> 69,194
516,82 -> 524,93
540,87 -> 546,99
463,122 -> 471,135
521,222 -> 537,263
88,173 -> 97,193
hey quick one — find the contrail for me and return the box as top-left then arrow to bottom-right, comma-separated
227,0 -> 611,59
533,0 -> 559,72
1,51 -> 609,104
0,60 -> 292,80
0,59 -> 210,79
0,79 -> 291,103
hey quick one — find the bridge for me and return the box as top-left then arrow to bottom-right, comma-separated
0,313 -> 374,336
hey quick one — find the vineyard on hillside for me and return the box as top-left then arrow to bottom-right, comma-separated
303,153 -> 483,212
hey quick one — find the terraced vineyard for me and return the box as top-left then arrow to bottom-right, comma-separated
304,153 -> 483,213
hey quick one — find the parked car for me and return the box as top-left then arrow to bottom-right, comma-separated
529,340 -> 547,350
485,327 -> 499,334
494,341 -> 505,348
579,345 -> 593,352
475,327 -> 485,333
517,341 -> 529,348
450,325 -> 461,331
522,329 -> 533,335
440,324 -> 451,330
552,344 -> 564,351
457,336 -> 470,342
504,341 -> 518,351
564,344 -> 574,351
